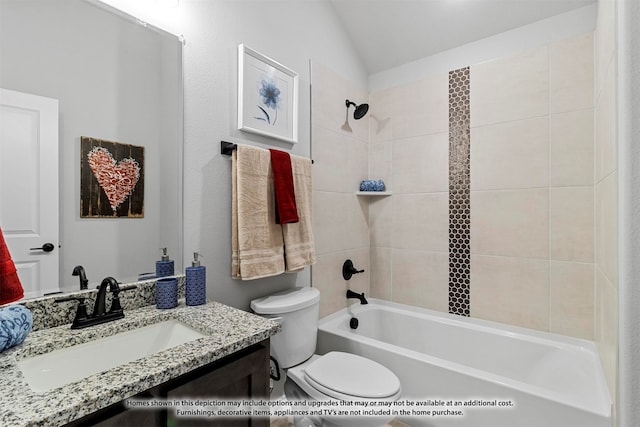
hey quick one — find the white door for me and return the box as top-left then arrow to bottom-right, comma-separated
0,88 -> 59,298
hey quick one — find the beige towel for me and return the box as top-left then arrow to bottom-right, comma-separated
232,145 -> 285,280
282,155 -> 316,272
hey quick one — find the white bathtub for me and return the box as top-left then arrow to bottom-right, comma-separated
316,299 -> 612,427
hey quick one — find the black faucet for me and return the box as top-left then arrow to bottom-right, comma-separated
93,277 -> 120,317
346,289 -> 368,305
72,265 -> 89,290
55,277 -> 136,329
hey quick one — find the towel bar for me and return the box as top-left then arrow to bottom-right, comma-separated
221,141 -> 313,164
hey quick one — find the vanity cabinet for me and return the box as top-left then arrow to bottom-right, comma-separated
67,340 -> 270,427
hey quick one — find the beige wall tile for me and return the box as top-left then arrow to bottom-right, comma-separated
370,247 -> 392,300
369,88 -> 394,144
594,267 -> 618,401
313,192 -> 367,255
369,139 -> 393,189
471,255 -> 549,331
470,45 -> 548,127
595,0 -> 617,97
471,189 -> 549,259
549,261 -> 594,339
346,81 -> 370,142
393,73 -> 448,139
471,117 -> 548,190
348,137 -> 370,189
549,109 -> 594,187
392,249 -> 448,312
311,62 -> 349,131
595,58 -> 617,182
393,132 -> 448,193
314,249 -> 370,318
550,186 -> 594,262
549,32 -> 594,114
392,193 -> 448,252
313,254 -> 348,318
370,196 -> 392,248
349,195 -> 370,249
312,126 -> 351,192
596,172 -> 618,286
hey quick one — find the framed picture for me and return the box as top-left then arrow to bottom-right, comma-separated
80,136 -> 144,218
238,44 -> 299,144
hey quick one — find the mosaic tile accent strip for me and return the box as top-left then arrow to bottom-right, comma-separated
448,67 -> 471,316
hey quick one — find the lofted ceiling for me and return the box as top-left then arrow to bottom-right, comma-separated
328,0 -> 597,74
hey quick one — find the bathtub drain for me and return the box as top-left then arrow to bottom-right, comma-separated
349,317 -> 359,329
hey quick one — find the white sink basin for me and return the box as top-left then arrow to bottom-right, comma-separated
17,320 -> 206,393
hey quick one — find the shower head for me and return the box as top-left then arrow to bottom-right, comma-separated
345,99 -> 369,120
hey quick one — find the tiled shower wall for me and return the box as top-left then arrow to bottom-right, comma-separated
311,24 -> 615,411
311,63 -> 371,318
368,32 -> 596,339
594,0 -> 618,406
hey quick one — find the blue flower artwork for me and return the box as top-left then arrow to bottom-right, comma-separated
238,44 -> 299,143
255,78 -> 281,125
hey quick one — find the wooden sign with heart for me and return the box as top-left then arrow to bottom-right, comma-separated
87,147 -> 140,211
80,137 -> 144,218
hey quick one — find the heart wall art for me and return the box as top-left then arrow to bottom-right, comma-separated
80,136 -> 144,218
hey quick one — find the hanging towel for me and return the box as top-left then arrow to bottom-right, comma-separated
232,145 -> 286,280
0,227 -> 24,305
282,155 -> 316,272
268,149 -> 299,224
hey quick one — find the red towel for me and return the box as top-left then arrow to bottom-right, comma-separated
0,226 -> 24,305
269,149 -> 299,224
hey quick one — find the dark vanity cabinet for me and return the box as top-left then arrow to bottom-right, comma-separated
67,340 -> 270,427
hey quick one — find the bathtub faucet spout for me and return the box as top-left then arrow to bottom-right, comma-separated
346,289 -> 368,305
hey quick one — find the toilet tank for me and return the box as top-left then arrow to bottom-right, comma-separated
250,287 -> 320,368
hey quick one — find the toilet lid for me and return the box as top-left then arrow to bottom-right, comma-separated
304,352 -> 400,399
250,287 -> 320,314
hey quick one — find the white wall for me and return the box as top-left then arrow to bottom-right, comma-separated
177,0 -> 368,309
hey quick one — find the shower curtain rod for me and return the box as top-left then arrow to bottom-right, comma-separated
220,141 -> 313,163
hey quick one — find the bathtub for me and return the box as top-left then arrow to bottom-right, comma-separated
316,299 -> 612,427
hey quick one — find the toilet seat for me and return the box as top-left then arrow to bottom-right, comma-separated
303,352 -> 401,400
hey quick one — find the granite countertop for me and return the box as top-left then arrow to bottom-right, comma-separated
0,301 -> 280,427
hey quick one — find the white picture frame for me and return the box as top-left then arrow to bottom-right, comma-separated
237,44 -> 299,144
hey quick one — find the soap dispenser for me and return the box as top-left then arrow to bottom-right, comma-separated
185,252 -> 206,306
156,247 -> 174,278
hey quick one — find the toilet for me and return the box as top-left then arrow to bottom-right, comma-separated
251,287 -> 401,427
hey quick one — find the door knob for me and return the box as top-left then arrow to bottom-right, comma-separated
30,243 -> 55,252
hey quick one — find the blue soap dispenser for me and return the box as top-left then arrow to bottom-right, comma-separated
156,247 -> 174,278
186,252 -> 206,306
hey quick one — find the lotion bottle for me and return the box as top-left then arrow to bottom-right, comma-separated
156,247 -> 174,278
186,252 -> 206,306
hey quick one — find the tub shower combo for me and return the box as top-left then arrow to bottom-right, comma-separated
317,299 -> 612,427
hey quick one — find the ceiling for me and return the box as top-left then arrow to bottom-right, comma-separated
328,0 -> 597,74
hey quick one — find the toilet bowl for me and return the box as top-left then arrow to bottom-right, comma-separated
251,287 -> 402,427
